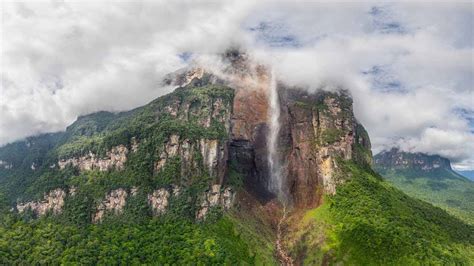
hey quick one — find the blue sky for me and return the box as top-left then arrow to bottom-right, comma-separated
1,1 -> 473,169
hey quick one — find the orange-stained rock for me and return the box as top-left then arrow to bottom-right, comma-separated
232,88 -> 269,141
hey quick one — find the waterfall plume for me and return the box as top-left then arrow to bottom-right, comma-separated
267,70 -> 286,204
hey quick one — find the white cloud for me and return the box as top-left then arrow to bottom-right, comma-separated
1,0 -> 254,142
1,1 -> 473,169
398,127 -> 474,162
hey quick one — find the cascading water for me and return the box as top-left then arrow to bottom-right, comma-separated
267,69 -> 286,204
268,70 -> 294,265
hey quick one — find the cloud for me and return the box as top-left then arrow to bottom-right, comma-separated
1,1 -> 473,169
397,127 -> 474,162
245,2 -> 473,169
1,0 -> 254,143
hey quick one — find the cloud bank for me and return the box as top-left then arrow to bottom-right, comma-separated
1,1 -> 473,169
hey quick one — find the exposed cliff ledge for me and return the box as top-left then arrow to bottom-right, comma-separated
148,188 -> 171,216
18,185 -> 234,222
196,184 -> 235,220
17,188 -> 67,216
93,188 -> 129,223
58,145 -> 129,171
155,135 -> 226,181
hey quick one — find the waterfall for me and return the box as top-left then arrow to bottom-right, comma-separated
267,70 -> 286,203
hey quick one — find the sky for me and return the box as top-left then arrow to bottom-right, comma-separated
1,1 -> 473,170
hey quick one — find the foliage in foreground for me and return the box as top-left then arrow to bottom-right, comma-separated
0,214 -> 254,265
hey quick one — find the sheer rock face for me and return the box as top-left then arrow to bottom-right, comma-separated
58,145 -> 129,171
277,88 -> 372,208
196,184 -> 235,220
93,188 -> 128,223
227,63 -> 274,202
17,189 -> 66,216
225,71 -> 371,207
216,63 -> 371,207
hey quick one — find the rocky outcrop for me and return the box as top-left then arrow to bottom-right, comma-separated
17,189 -> 66,216
69,186 -> 77,196
58,145 -> 128,171
131,137 -> 139,152
227,59 -> 274,201
374,148 -> 452,172
155,135 -> 227,181
16,184 -> 233,222
130,186 -> 139,196
196,184 -> 235,220
199,139 -> 221,178
148,188 -> 170,216
93,188 -> 128,223
163,67 -> 206,87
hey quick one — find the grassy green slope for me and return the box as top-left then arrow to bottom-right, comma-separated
287,162 -> 474,265
377,169 -> 474,225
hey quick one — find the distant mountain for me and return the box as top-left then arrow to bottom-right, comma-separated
374,148 -> 474,224
456,170 -> 474,181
